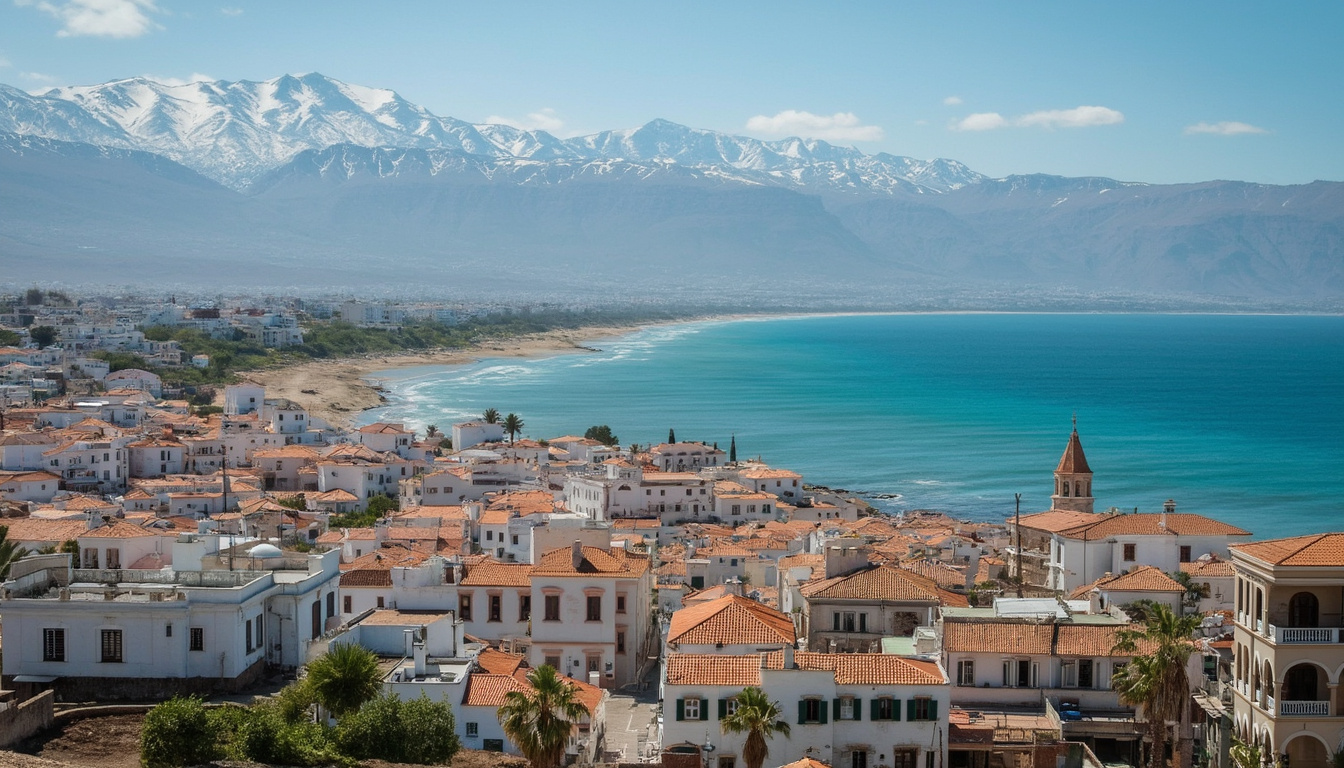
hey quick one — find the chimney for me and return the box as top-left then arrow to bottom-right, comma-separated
571,540 -> 583,571
1088,587 -> 1102,615
413,633 -> 428,678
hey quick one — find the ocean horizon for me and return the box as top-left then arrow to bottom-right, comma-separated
358,312 -> 1344,538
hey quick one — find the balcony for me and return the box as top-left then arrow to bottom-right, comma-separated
1279,700 -> 1330,717
1268,625 -> 1343,644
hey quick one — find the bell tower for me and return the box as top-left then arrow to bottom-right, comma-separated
1051,417 -> 1094,513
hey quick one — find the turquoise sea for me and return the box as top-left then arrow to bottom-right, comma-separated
359,314 -> 1344,538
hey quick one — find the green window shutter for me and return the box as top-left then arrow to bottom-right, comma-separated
798,700 -> 807,724
929,699 -> 939,720
853,698 -> 862,721
676,699 -> 684,721
719,699 -> 727,719
832,699 -> 840,721
907,699 -> 917,721
700,702 -> 709,721
833,613 -> 840,630
870,698 -> 880,721
859,613 -> 867,633
893,698 -> 901,721
819,701 -> 828,724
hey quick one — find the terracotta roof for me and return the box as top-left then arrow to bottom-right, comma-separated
1056,428 -> 1092,474
358,609 -> 452,626
1069,565 -> 1187,598
311,489 -> 359,502
942,622 -> 1055,655
667,595 -> 796,646
81,520 -> 154,539
900,558 -> 967,590
359,422 -> 410,434
1232,533 -> 1344,567
476,648 -> 527,675
664,654 -> 764,686
665,651 -> 946,687
1180,557 -> 1235,577
530,545 -> 649,577
800,563 -> 968,607
461,673 -> 531,706
1013,510 -> 1104,533
778,758 -> 832,768
1054,624 -> 1146,657
1060,513 -> 1250,540
461,562 -> 532,587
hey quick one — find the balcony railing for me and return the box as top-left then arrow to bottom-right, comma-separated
1268,625 -> 1343,644
1279,700 -> 1330,716
1266,695 -> 1275,712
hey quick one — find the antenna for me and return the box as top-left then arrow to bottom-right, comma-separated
1014,492 -> 1023,598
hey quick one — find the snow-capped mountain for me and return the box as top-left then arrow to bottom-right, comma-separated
0,72 -> 982,193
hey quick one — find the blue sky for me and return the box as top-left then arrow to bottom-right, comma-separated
2,0 -> 1340,184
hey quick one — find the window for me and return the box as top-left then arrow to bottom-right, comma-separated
682,697 -> 702,721
909,697 -> 937,721
489,594 -> 502,622
617,631 -> 626,654
732,505 -> 741,515
165,623 -> 173,638
545,655 -> 561,670
311,600 -> 321,639
483,739 -> 504,752
255,615 -> 264,649
851,751 -> 868,768
839,696 -> 855,720
101,629 -> 123,662
1123,543 -> 1137,561
106,548 -> 120,569
466,722 -> 479,738
486,530 -> 493,541
544,594 -> 560,621
520,595 -> 532,621
344,595 -> 352,613
43,628 -> 65,661
377,596 -> 385,608
957,659 -> 975,686
1179,545 -> 1192,563
82,548 -> 98,569
246,620 -> 254,652
459,594 -> 473,621
719,757 -> 737,768
511,535 -> 519,546
1078,659 -> 1094,689
872,697 -> 897,721
586,595 -> 602,622
799,698 -> 825,724
190,627 -> 204,651
891,750 -> 917,768
616,595 -> 627,613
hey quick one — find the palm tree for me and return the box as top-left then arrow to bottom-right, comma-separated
304,642 -> 383,719
426,424 -> 440,438
1113,602 -> 1203,768
497,665 -> 590,768
503,413 -> 524,444
720,686 -> 791,768
482,408 -> 501,424
1229,736 -> 1267,768
0,525 -> 27,580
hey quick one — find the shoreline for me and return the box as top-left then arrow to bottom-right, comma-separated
237,321 -> 696,429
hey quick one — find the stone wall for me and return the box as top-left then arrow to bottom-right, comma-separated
0,690 -> 55,747
33,657 -> 267,702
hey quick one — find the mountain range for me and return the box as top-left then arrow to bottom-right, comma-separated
1,73 -> 1340,302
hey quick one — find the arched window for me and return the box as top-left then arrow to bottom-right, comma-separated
1062,481 -> 1070,497
1289,592 -> 1320,628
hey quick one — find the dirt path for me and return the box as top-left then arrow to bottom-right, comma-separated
15,713 -> 143,768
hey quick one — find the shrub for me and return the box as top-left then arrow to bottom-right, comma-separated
337,692 -> 460,764
140,696 -> 221,768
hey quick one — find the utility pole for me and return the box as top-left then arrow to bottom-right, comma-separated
1014,492 -> 1023,598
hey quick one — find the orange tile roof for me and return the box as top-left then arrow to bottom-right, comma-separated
1180,557 -> 1235,577
778,758 -> 833,768
1232,533 -> 1344,567
461,562 -> 532,587
800,563 -> 968,607
358,609 -> 453,626
1060,513 -> 1250,540
942,622 -> 1055,655
1056,428 -> 1092,474
461,673 -> 531,706
900,558 -> 967,590
476,648 -> 527,675
665,654 -> 764,687
667,595 -> 796,646
1054,624 -> 1147,656
1013,510 -> 1104,533
1069,565 -> 1186,598
81,520 -> 154,539
530,545 -> 649,578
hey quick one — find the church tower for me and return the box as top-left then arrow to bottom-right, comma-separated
1051,418 -> 1094,513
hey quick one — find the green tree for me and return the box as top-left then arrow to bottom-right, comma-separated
719,686 -> 791,768
0,525 -> 28,580
366,495 -> 398,517
337,692 -> 460,764
59,539 -> 79,555
668,428 -> 676,443
278,494 -> 307,511
140,695 -> 222,768
24,288 -> 43,306
497,665 -> 591,768
482,407 -> 501,424
584,425 -> 619,446
28,325 -> 59,347
0,329 -> 19,346
304,642 -> 383,719
1113,602 -> 1203,768
426,423 -> 440,438
1170,570 -> 1210,609
503,413 -> 524,445
1229,737 -> 1268,768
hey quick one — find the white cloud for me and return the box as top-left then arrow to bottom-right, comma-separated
943,96 -> 962,106
144,72 -> 215,86
17,0 -> 163,38
1184,121 -> 1269,136
952,112 -> 1008,131
951,105 -> 1123,131
484,108 -> 565,133
21,71 -> 61,86
744,110 -> 884,141
220,6 -> 242,15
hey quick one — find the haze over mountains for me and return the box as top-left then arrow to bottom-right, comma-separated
1,73 -> 1340,303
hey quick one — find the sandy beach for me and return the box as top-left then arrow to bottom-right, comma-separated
238,325 -> 650,429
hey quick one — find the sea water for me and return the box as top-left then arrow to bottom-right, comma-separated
360,313 -> 1344,537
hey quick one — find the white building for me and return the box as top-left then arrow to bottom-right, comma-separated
663,649 -> 949,768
